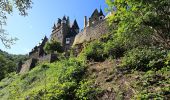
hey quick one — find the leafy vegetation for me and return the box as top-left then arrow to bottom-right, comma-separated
0,50 -> 28,80
120,47 -> 167,71
44,40 -> 63,54
0,57 -> 102,99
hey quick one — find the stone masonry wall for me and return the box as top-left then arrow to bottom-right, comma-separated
38,53 -> 57,63
19,58 -> 37,74
73,20 -> 108,45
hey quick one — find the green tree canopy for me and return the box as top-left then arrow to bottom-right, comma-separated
44,40 -> 63,54
106,0 -> 170,48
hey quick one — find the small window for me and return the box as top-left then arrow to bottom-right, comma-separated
66,38 -> 70,44
99,16 -> 104,20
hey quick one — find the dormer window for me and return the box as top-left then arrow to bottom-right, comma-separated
99,16 -> 104,21
66,38 -> 70,44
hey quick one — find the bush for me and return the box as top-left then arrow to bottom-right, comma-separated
75,80 -> 101,100
120,47 -> 167,71
80,41 -> 107,62
104,40 -> 125,59
44,40 -> 63,54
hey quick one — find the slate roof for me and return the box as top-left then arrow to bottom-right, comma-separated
91,9 -> 99,18
99,8 -> 104,16
72,19 -> 79,29
62,16 -> 66,20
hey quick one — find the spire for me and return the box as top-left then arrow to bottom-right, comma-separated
72,19 -> 79,29
99,7 -> 104,16
66,16 -> 70,26
91,9 -> 99,18
57,18 -> 61,24
62,16 -> 66,20
52,24 -> 56,30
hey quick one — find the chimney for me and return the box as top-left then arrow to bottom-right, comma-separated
84,16 -> 87,28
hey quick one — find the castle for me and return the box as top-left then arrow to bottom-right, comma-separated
18,8 -> 110,74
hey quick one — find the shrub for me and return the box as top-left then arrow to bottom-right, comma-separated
75,80 -> 101,100
44,40 -> 63,54
80,41 -> 107,62
104,40 -> 125,59
120,47 -> 167,71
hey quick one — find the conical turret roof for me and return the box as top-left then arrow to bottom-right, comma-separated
72,19 -> 79,29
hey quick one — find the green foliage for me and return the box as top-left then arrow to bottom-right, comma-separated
134,66 -> 170,99
0,50 -> 28,80
106,0 -> 170,49
104,39 -> 125,59
0,57 -> 86,99
75,80 -> 101,100
44,40 -> 63,54
80,41 -> 107,62
121,47 -> 167,71
79,38 -> 125,62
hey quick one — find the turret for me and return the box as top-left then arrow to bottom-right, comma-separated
89,9 -> 99,26
57,18 -> 61,27
62,16 -> 67,24
66,16 -> 70,27
52,24 -> 56,30
99,8 -> 105,20
72,19 -> 79,33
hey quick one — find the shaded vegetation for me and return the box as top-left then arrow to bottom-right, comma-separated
0,50 -> 28,80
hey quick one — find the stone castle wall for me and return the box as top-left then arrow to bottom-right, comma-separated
38,53 -> 57,63
19,54 -> 58,74
73,20 -> 109,45
19,58 -> 37,74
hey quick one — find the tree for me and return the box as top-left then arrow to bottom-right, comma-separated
44,40 -> 63,54
106,0 -> 170,48
0,0 -> 33,48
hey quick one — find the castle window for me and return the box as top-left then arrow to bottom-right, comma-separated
99,16 -> 104,20
66,38 -> 70,44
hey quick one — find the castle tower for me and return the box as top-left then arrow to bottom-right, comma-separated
72,19 -> 79,33
50,16 -> 80,51
89,9 -> 99,26
99,8 -> 105,20
57,18 -> 61,27
52,23 -> 56,30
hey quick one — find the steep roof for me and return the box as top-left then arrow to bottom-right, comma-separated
72,19 -> 79,29
66,29 -> 78,38
91,9 -> 99,18
62,16 -> 66,20
99,8 -> 104,16
52,24 -> 56,30
57,18 -> 61,24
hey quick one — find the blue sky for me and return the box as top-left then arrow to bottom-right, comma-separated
0,0 -> 108,54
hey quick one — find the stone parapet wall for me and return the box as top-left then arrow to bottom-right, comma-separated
73,20 -> 109,45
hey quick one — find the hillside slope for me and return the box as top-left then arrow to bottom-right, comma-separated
0,50 -> 28,80
0,49 -> 169,100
